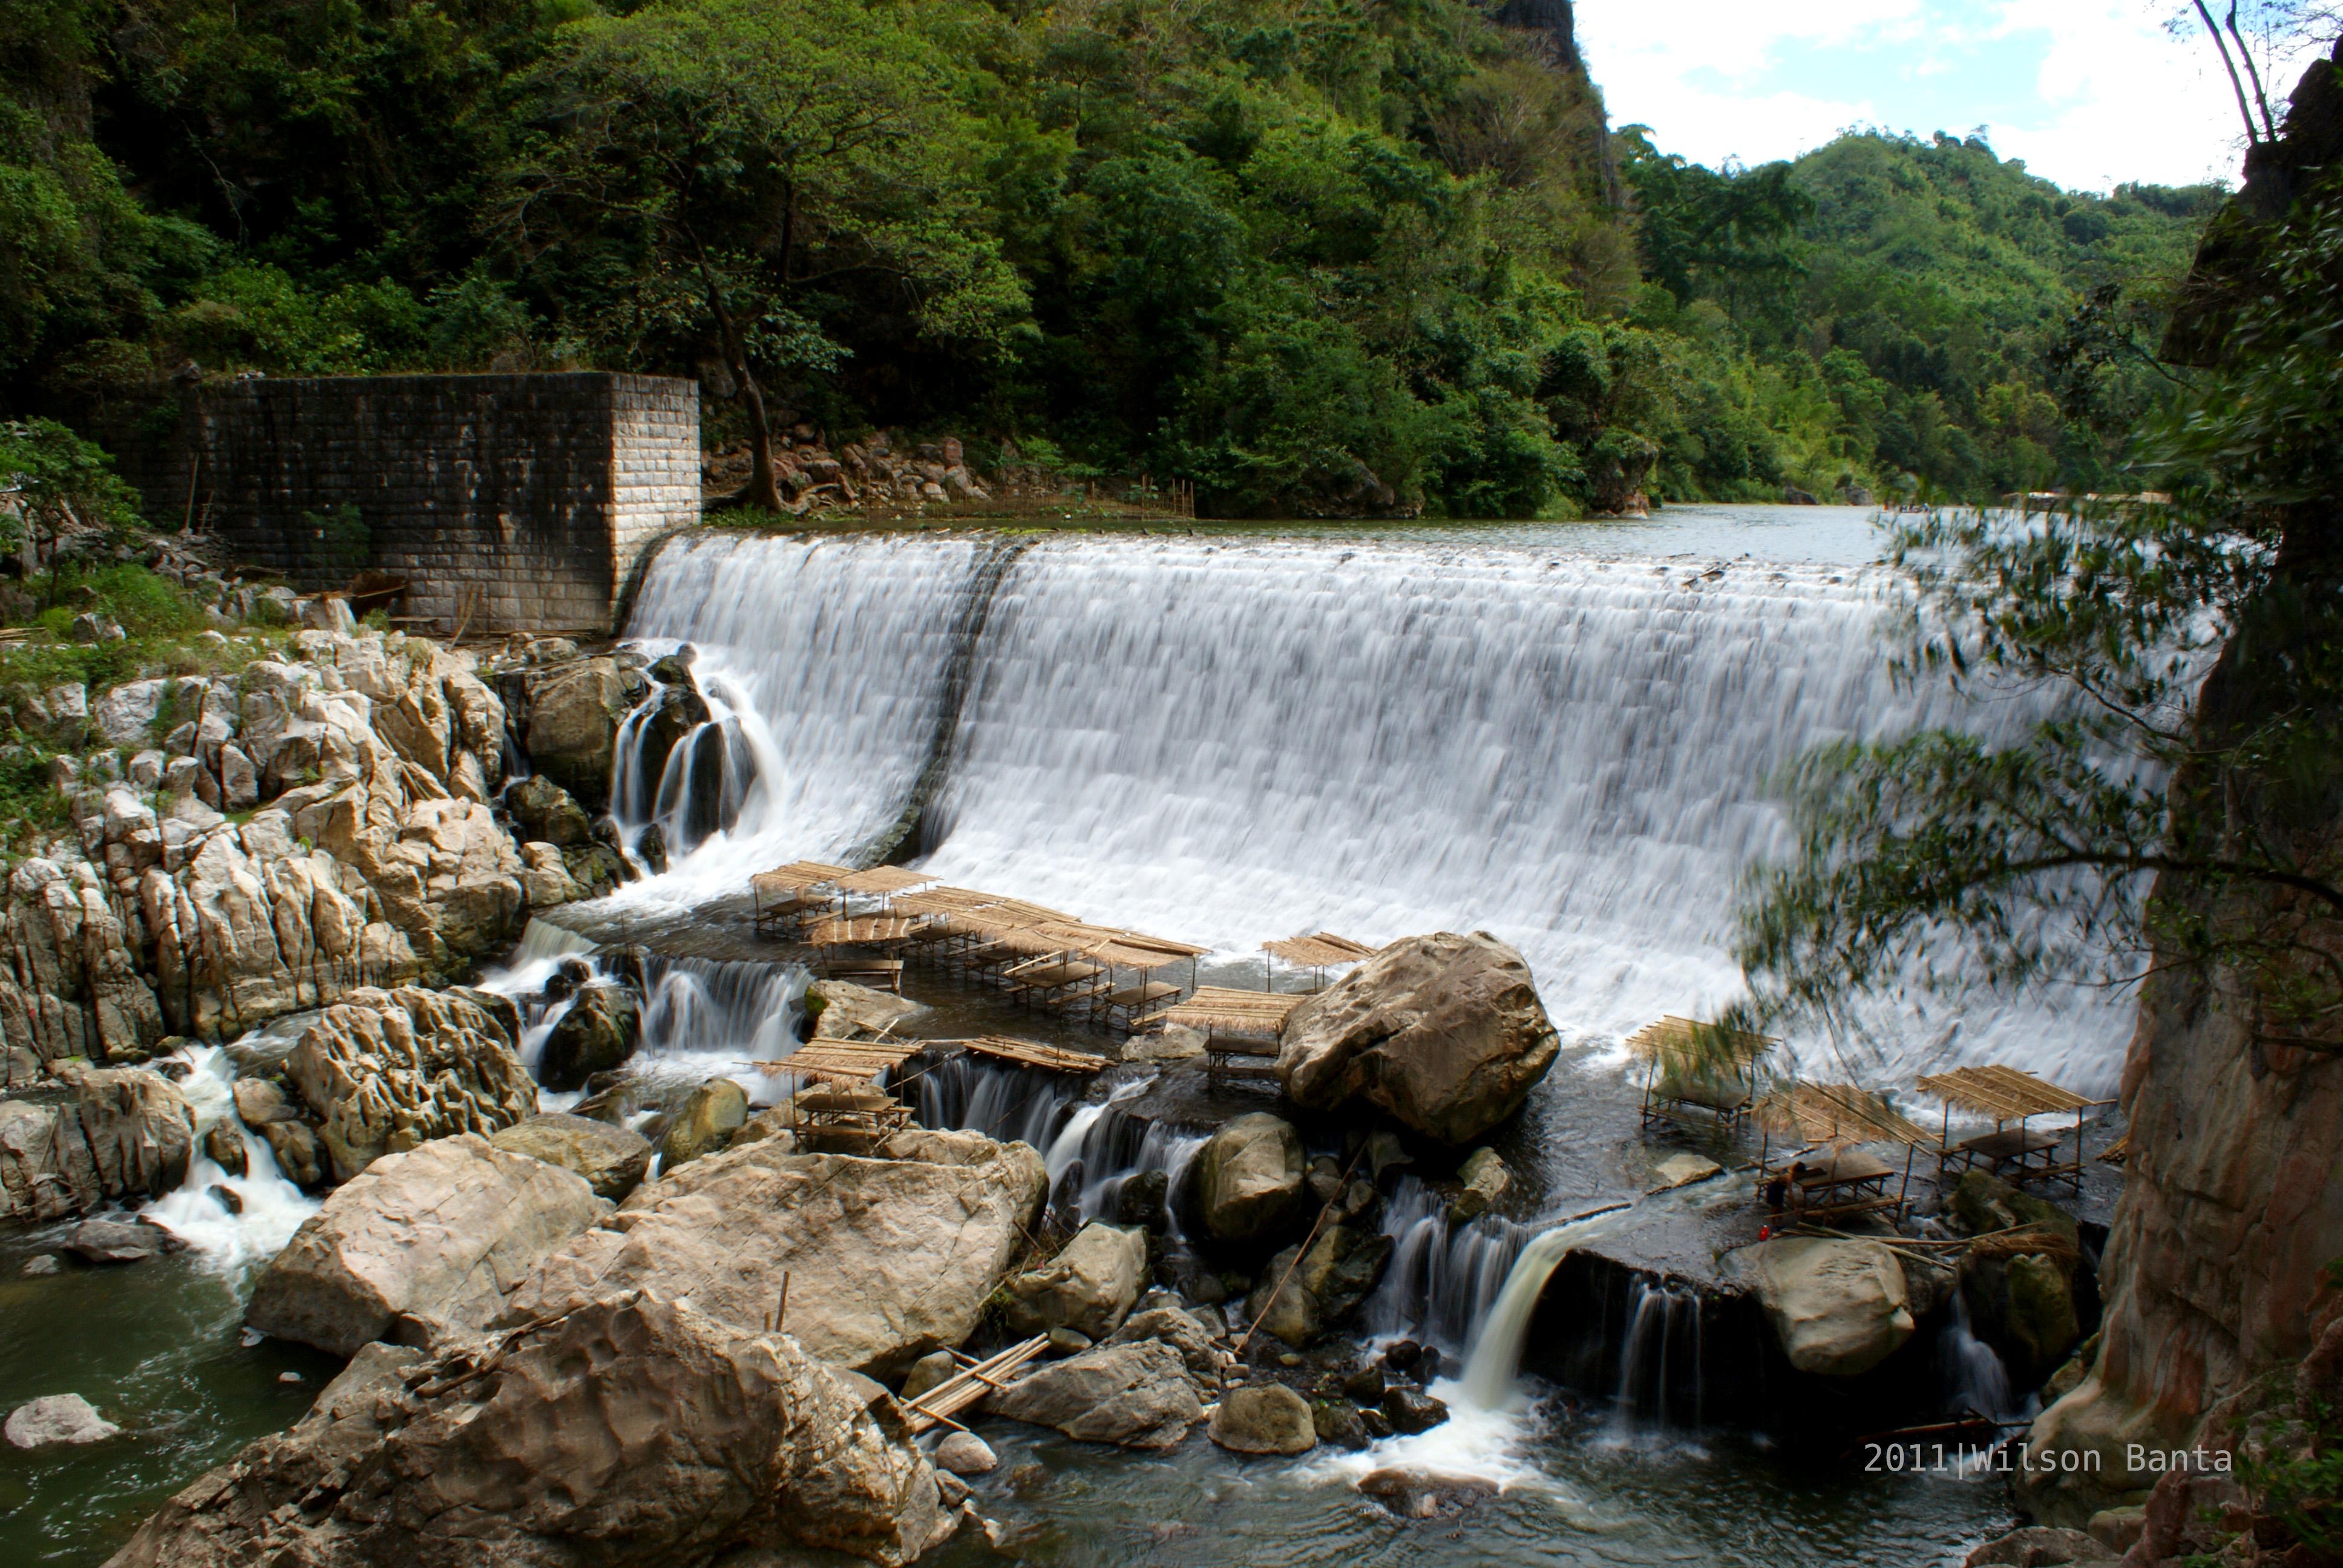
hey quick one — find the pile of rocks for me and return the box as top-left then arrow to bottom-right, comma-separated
700,430 -> 1000,514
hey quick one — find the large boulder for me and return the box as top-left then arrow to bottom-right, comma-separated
1210,1383 -> 1316,1455
807,980 -> 931,1043
537,984 -> 640,1092
489,1112 -> 654,1201
284,986 -> 536,1182
1001,1222 -> 1148,1340
500,1129 -> 1048,1376
985,1339 -> 1204,1451
1193,1112 -> 1305,1244
523,657 -> 644,810
1277,931 -> 1559,1144
0,1065 -> 196,1224
1739,1237 -> 1916,1377
657,1078 -> 749,1171
1245,1223 -> 1396,1348
108,1292 -> 956,1568
245,1134 -> 606,1355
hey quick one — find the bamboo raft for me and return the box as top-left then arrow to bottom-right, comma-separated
902,1336 -> 1050,1436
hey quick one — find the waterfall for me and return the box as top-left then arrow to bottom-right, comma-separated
911,1059 -> 1208,1231
1458,1208 -> 1630,1409
608,528 -> 2132,1090
1613,1279 -> 1704,1429
143,1046 -> 320,1272
474,923 -> 809,1107
1939,1291 -> 2022,1423
1364,1177 -> 1534,1351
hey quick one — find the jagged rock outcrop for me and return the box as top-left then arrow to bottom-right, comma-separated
245,1133 -> 607,1356
1,630 -> 544,1066
501,1127 -> 1048,1376
111,1292 -> 957,1568
1278,931 -> 1560,1143
0,1064 -> 195,1223
284,987 -> 536,1182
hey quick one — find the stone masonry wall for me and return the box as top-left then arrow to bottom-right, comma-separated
102,373 -> 697,635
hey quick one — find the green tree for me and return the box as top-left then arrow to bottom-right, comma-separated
504,0 -> 1025,511
1731,171 -> 2343,1055
0,414 -> 143,582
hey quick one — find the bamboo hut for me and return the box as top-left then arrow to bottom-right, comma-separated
1751,1081 -> 1935,1224
1626,1015 -> 1775,1134
1915,1065 -> 2099,1192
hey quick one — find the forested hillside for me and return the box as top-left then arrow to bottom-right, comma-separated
1,0 -> 2222,516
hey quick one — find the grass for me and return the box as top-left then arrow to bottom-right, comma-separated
0,564 -> 300,860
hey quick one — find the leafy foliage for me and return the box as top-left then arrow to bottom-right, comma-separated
0,0 -> 2229,517
1731,174 -> 2343,1052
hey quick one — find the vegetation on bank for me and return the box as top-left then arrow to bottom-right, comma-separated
1730,160 -> 2343,1057
1,0 -> 2218,517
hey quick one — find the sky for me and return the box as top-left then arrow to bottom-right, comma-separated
1575,1 -> 2335,192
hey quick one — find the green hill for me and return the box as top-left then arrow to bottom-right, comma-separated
0,0 -> 2225,517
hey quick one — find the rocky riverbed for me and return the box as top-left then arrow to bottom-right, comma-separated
0,613 -> 2313,1568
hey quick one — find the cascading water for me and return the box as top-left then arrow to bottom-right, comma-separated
1365,1176 -> 1535,1351
1938,1290 -> 2024,1424
143,1046 -> 320,1272
607,528 -> 2131,1091
1611,1279 -> 1705,1431
911,1057 -> 1210,1230
1458,1209 -> 1631,1409
476,918 -> 809,1107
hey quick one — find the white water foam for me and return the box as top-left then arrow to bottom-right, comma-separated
143,1045 -> 320,1273
604,528 -> 2132,1092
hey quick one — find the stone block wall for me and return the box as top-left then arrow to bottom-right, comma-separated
103,373 -> 698,635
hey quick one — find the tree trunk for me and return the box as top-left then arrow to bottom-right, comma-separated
703,280 -> 785,514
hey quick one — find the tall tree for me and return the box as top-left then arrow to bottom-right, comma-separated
503,0 -> 1024,511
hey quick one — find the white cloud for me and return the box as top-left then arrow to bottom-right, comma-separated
1573,0 -> 2335,189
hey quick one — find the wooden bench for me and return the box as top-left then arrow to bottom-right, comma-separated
825,956 -> 904,993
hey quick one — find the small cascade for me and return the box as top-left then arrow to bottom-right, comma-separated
911,1059 -> 1208,1230
913,1053 -> 1086,1150
611,652 -> 774,863
1364,1176 -> 1534,1352
142,1045 -> 319,1272
1938,1290 -> 2021,1423
1458,1207 -> 1630,1409
476,923 -> 809,1106
1611,1278 -> 1705,1429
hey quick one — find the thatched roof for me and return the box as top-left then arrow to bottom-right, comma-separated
836,866 -> 937,896
1263,932 -> 1376,967
934,1036 -> 1107,1074
752,860 -> 851,897
764,1039 -> 921,1083
1624,1015 -> 1776,1080
1142,986 -> 1303,1037
1915,1065 -> 2094,1120
804,915 -> 919,947
1754,1082 -> 1933,1149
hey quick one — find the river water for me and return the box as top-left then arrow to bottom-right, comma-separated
3,506 -> 2059,1565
